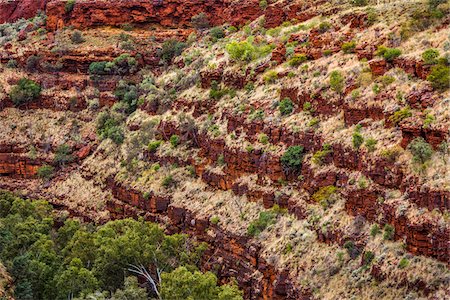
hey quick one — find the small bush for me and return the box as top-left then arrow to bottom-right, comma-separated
422,49 -> 440,65
191,13 -> 210,29
383,224 -> 395,240
389,107 -> 412,125
363,251 -> 375,266
370,224 -> 380,237
312,144 -> 332,165
54,144 -> 74,166
365,138 -> 377,152
170,135 -> 180,148
9,78 -> 41,106
162,175 -> 175,188
226,40 -> 273,62
330,70 -> 344,93
281,146 -> 304,174
209,27 -> 225,42
247,210 -> 277,236
6,59 -> 17,68
26,55 -> 40,71
318,22 -> 331,33
408,137 -> 433,164
344,240 -> 361,259
96,111 -> 124,144
398,257 -> 409,269
210,216 -> 220,225
65,0 -> 76,13
259,0 -> 268,10
352,131 -> 364,149
148,140 -> 162,152
279,98 -> 294,116
351,0 -> 368,6
341,41 -> 356,54
209,80 -> 230,100
161,40 -> 187,62
312,186 -> 338,209
427,64 -> 449,90
37,165 -> 54,180
288,54 -> 307,66
258,133 -> 269,145
377,46 -> 401,62
71,30 -> 85,44
263,70 -> 278,84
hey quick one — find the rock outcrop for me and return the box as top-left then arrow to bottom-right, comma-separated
0,0 -> 47,24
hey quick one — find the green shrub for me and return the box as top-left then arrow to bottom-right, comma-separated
170,135 -> 180,148
370,224 -> 380,237
191,13 -> 210,29
210,216 -> 220,225
351,0 -> 368,6
54,144 -> 74,166
225,40 -> 273,62
162,175 -> 175,188
377,46 -> 401,62
330,70 -> 344,93
422,49 -> 440,65
25,55 -> 40,69
365,138 -> 377,152
96,111 -> 124,144
318,22 -> 331,33
263,70 -> 278,84
383,224 -> 395,240
352,131 -> 364,149
303,102 -> 312,112
323,49 -> 333,56
288,54 -> 307,66
427,64 -> 449,90
389,107 -> 412,125
281,146 -> 304,173
247,209 -> 278,237
341,41 -> 356,54
65,0 -> 76,13
362,251 -> 375,266
258,133 -> 269,145
89,61 -> 108,75
398,257 -> 409,269
429,0 -> 447,9
259,0 -> 268,9
312,144 -> 332,165
37,165 -> 54,180
161,40 -> 187,62
408,137 -> 433,164
6,59 -> 17,68
148,140 -> 162,152
279,98 -> 294,116
114,81 -> 138,114
423,114 -> 435,128
71,30 -> 85,44
209,80 -> 231,100
343,240 -> 361,259
9,78 -> 41,106
311,186 -> 338,208
209,26 -> 225,42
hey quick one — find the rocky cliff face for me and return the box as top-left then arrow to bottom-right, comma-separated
45,0 -> 263,30
0,0 -> 449,299
0,0 -> 47,24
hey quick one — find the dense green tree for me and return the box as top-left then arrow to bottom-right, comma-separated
160,267 -> 243,300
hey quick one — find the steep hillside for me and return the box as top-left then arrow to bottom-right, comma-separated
0,0 -> 449,299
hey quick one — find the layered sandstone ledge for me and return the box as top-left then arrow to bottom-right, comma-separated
45,0 -> 262,30
0,0 -> 47,24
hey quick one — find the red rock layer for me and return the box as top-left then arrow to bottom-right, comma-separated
0,0 -> 47,24
45,0 -> 262,31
